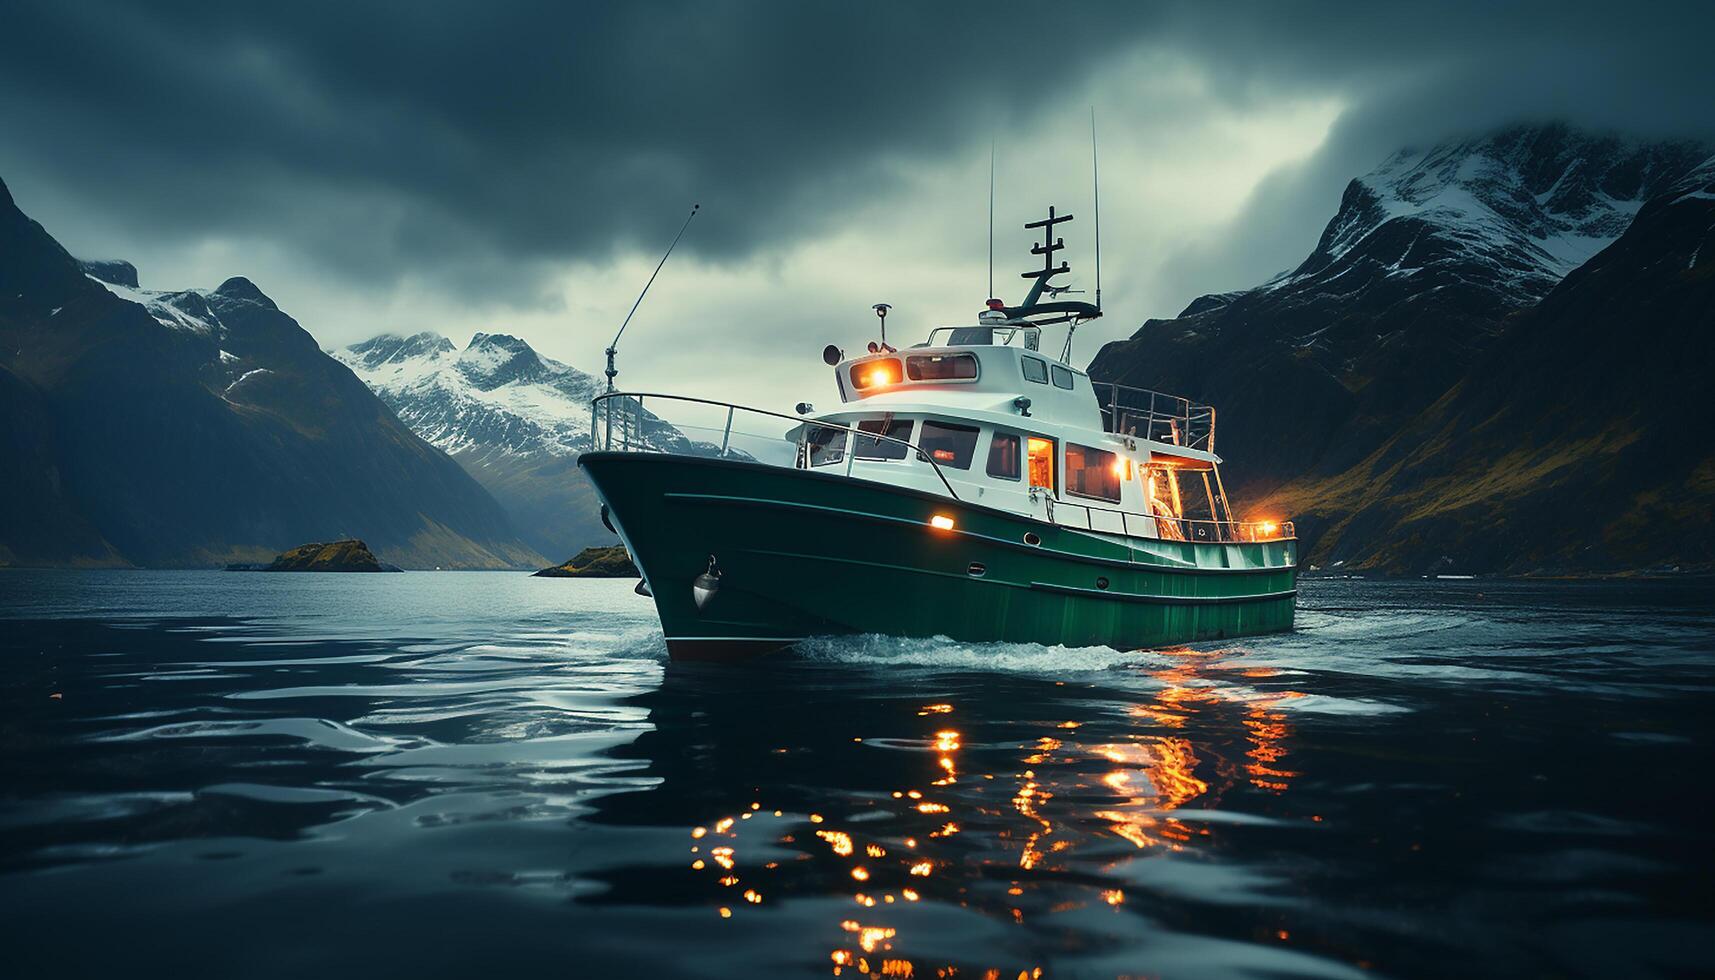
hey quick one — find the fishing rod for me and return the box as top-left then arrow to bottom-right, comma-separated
605,203 -> 700,394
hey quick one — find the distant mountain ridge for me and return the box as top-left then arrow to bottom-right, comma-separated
334,330 -> 729,561
1089,123 -> 1714,574
0,176 -> 542,569
338,330 -> 603,461
335,331 -> 623,561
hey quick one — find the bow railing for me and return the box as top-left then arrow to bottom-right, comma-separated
590,392 -> 963,500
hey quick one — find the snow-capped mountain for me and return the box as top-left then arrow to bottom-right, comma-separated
0,175 -> 540,569
1284,124 -> 1709,308
1088,124 -> 1711,500
337,331 -> 604,461
1269,147 -> 1715,575
335,331 -> 710,561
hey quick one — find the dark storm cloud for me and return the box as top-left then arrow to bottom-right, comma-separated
0,0 -> 1162,296
2,0 -> 1711,310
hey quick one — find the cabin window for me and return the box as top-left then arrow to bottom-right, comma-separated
849,357 -> 903,390
854,417 -> 913,460
918,421 -> 979,469
906,353 -> 979,382
987,432 -> 1021,480
1050,364 -> 1075,389
1027,436 -> 1056,491
1065,443 -> 1121,502
1022,356 -> 1048,384
804,425 -> 847,467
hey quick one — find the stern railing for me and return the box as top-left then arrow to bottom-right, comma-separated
1031,487 -> 1293,544
1093,382 -> 1216,453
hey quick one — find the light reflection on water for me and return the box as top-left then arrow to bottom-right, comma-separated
1,572 -> 1712,979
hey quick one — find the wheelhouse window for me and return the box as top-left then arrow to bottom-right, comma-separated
849,357 -> 903,391
906,353 -> 978,382
854,417 -> 914,460
1027,436 -> 1056,491
1050,364 -> 1076,389
918,421 -> 979,469
987,432 -> 1021,480
1022,356 -> 1048,384
1065,443 -> 1121,502
804,425 -> 847,467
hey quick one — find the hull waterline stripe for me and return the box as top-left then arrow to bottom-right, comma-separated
1028,582 -> 1299,605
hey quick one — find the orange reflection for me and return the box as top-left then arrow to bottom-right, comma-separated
696,651 -> 1297,976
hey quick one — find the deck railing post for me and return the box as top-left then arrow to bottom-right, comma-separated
720,406 -> 734,457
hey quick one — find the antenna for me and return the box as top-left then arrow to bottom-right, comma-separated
988,141 -> 996,300
605,203 -> 700,393
1090,106 -> 1102,314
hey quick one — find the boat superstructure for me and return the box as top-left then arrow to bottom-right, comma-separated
580,206 -> 1295,661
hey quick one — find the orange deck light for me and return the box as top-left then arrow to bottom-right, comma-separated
929,514 -> 955,531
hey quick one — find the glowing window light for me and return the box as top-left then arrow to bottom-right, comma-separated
929,515 -> 955,531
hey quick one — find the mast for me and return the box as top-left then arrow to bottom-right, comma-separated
988,142 -> 996,300
1090,107 -> 1102,314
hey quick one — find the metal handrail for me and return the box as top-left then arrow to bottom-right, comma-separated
1093,381 -> 1217,453
1038,488 -> 1293,544
921,324 -> 1041,349
590,391 -> 963,501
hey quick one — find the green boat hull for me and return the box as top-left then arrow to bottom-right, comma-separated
578,452 -> 1296,661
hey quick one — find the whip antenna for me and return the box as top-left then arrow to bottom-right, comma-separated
1090,107 -> 1102,313
988,141 -> 996,300
605,203 -> 700,393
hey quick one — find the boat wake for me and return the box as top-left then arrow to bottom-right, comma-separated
794,632 -> 1179,674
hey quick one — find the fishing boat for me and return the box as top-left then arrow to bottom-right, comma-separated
580,206 -> 1295,661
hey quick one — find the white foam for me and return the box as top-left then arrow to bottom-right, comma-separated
795,633 -> 1177,674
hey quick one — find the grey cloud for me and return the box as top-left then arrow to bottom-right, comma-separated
2,0 -> 1712,319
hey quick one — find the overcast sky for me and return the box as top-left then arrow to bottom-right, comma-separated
4,0 -> 1712,411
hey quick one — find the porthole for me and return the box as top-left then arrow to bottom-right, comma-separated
967,562 -> 987,577
1023,532 -> 1042,547
1096,577 -> 1110,590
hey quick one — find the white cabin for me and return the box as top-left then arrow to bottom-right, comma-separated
797,321 -> 1239,544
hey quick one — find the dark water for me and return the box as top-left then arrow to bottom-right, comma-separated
2,572 -> 1711,979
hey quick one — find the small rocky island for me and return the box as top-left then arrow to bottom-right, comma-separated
227,539 -> 403,572
534,545 -> 638,578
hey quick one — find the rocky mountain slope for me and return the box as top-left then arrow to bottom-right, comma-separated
1090,124 -> 1709,498
0,176 -> 542,569
1089,124 -> 1712,574
335,331 -> 700,562
1256,156 -> 1715,574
